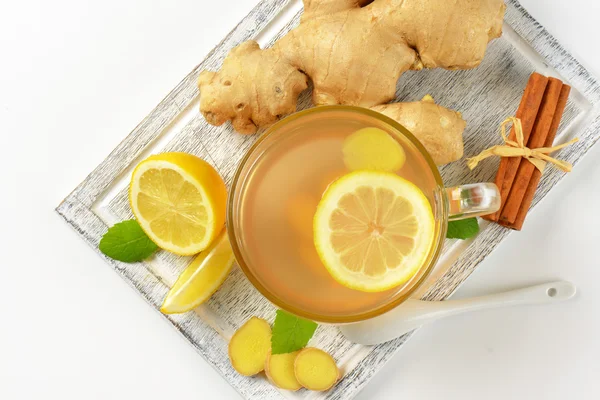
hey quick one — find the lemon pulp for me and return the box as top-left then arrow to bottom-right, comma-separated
313,171 -> 435,292
129,152 -> 227,256
161,231 -> 234,314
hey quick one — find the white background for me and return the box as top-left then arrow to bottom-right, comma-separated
1,0 -> 599,399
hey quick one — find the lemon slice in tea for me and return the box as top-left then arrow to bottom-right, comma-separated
130,152 -> 227,256
313,171 -> 435,292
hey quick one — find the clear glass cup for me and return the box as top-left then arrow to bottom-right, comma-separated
226,106 -> 500,323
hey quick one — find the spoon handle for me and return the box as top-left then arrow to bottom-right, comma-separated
416,281 -> 576,320
339,281 -> 577,345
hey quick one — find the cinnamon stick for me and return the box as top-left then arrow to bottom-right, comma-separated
485,73 -> 548,221
499,78 -> 564,224
500,84 -> 571,231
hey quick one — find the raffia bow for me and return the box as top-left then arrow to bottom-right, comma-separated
466,117 -> 578,173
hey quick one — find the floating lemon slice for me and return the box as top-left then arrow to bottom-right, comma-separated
313,171 -> 435,292
161,231 -> 234,314
130,152 -> 227,256
342,127 -> 406,172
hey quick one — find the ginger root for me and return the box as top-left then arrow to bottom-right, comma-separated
372,95 -> 466,165
228,317 -> 272,376
294,348 -> 340,391
198,42 -> 308,134
265,351 -> 302,391
198,0 -> 505,134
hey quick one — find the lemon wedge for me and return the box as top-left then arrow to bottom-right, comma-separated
161,231 -> 234,314
129,152 -> 227,256
342,127 -> 406,172
313,171 -> 435,292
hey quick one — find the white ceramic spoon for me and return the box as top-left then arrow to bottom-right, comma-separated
339,281 -> 576,345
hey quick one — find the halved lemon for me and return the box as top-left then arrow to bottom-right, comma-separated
313,171 -> 435,292
129,152 -> 227,256
160,231 -> 234,314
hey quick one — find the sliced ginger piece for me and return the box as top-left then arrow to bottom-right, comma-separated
342,127 -> 406,172
265,351 -> 302,391
294,348 -> 340,391
229,317 -> 272,376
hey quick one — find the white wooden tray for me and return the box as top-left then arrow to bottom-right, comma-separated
56,1 -> 600,399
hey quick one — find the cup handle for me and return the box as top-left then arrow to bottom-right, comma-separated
445,183 -> 501,221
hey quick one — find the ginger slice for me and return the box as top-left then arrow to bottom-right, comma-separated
228,317 -> 272,376
342,127 -> 406,172
265,351 -> 302,391
294,348 -> 341,391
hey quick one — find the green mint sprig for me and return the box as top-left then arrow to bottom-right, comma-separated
99,220 -> 158,262
271,310 -> 318,355
447,218 -> 480,240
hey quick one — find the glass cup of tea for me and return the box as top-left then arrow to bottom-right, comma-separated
227,106 -> 500,323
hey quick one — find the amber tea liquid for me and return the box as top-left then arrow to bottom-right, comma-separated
233,110 -> 439,319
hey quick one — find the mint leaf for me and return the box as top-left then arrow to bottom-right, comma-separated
447,218 -> 479,240
99,220 -> 158,262
271,310 -> 318,355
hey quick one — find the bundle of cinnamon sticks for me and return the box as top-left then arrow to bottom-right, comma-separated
484,73 -> 571,230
